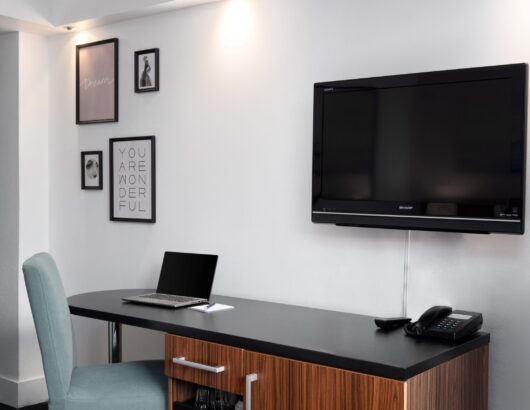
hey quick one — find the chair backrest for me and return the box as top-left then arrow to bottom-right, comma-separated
23,253 -> 76,404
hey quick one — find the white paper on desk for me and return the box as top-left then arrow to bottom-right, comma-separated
189,303 -> 234,313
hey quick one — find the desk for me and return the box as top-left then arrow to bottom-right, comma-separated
68,289 -> 489,409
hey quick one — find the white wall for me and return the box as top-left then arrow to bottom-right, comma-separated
407,232 -> 530,408
44,0 -> 530,408
0,32 -> 20,408
48,1 -> 408,367
17,31 -> 49,407
0,31 -> 49,408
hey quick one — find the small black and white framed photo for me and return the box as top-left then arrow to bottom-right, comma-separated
110,136 -> 156,223
81,151 -> 103,190
134,48 -> 159,93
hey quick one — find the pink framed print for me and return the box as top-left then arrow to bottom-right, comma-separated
76,38 -> 119,124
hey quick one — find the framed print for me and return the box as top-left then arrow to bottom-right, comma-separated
135,48 -> 159,92
110,136 -> 156,223
81,151 -> 103,190
76,38 -> 119,124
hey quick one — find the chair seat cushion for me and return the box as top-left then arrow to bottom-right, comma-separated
65,360 -> 167,410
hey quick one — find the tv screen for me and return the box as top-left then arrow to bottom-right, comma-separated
312,64 -> 527,234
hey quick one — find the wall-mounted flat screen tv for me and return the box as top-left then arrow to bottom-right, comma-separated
312,64 -> 527,234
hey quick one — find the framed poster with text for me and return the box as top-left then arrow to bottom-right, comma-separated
76,38 -> 119,124
110,136 -> 156,223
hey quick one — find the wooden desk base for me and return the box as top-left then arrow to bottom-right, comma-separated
407,344 -> 488,410
166,334 -> 488,410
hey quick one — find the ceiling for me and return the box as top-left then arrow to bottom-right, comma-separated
0,14 -> 57,35
0,0 -> 221,35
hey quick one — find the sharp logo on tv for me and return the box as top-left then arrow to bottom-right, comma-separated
399,206 -> 414,210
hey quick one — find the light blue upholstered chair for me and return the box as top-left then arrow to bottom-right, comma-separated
23,253 -> 167,410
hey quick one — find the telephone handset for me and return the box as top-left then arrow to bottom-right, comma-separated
404,306 -> 483,341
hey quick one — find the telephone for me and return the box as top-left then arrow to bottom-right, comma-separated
404,306 -> 483,341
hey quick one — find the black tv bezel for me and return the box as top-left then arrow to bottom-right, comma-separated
312,63 -> 528,234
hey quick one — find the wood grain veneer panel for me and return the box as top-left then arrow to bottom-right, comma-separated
165,333 -> 488,410
294,360 -> 405,410
166,336 -> 195,409
165,333 -> 173,377
245,350 -> 405,410
167,334 -> 244,394
168,379 -> 195,409
406,345 -> 488,410
167,379 -> 173,410
244,350 -> 292,409
173,379 -> 195,401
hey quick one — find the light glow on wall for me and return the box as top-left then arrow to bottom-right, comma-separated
218,0 -> 255,51
74,31 -> 97,46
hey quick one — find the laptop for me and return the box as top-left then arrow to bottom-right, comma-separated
122,251 -> 218,308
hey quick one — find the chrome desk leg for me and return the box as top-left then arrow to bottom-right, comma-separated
108,322 -> 122,363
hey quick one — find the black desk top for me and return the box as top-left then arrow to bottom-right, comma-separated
68,289 -> 489,381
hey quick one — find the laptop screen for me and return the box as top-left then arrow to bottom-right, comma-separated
156,252 -> 218,299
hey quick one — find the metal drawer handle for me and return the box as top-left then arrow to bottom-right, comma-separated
245,373 -> 258,410
172,356 -> 225,374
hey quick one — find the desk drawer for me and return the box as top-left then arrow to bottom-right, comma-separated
165,334 -> 244,394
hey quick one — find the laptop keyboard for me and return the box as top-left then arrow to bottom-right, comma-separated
142,293 -> 202,303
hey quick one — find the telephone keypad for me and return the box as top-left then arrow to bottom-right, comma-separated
433,318 -> 462,330
420,309 -> 482,341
